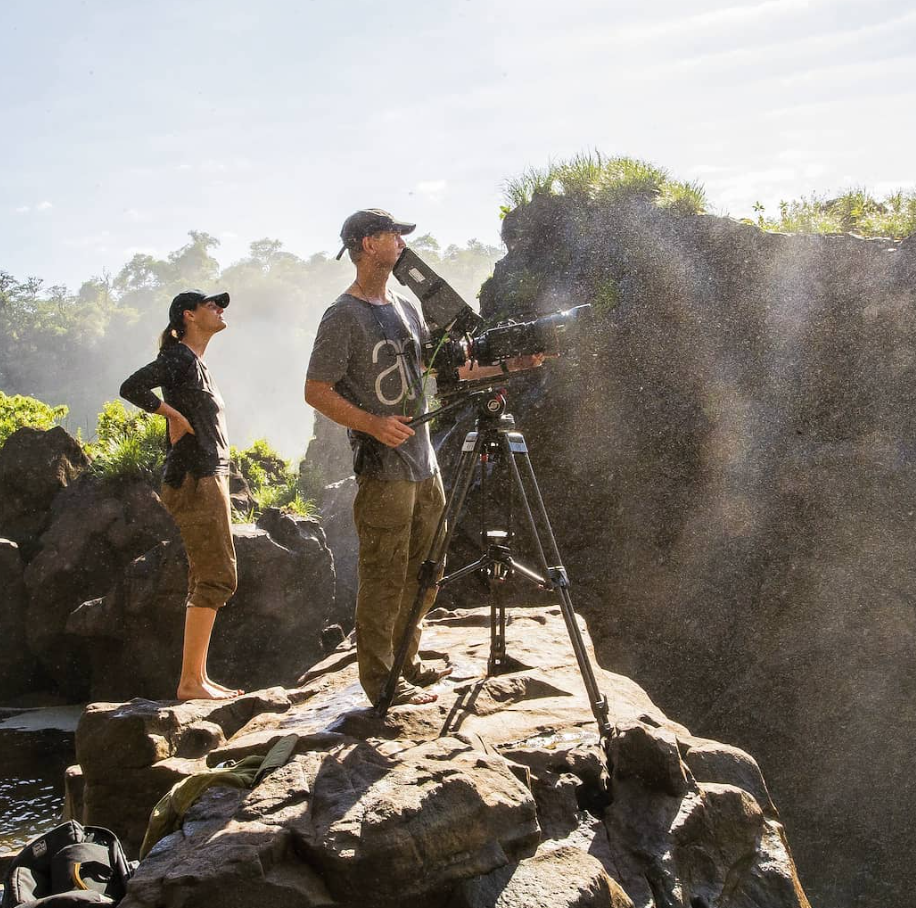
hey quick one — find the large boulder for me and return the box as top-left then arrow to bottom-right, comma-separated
0,426 -> 89,558
0,538 -> 47,700
305,411 -> 353,488
471,196 -> 916,906
66,508 -> 338,700
23,474 -> 176,698
71,689 -> 292,848
316,477 -> 358,625
72,606 -> 810,908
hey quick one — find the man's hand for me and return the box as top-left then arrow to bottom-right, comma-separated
506,353 -> 547,371
370,414 -> 415,448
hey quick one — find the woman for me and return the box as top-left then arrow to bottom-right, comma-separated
121,289 -> 241,701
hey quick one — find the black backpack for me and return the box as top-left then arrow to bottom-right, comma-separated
1,821 -> 136,907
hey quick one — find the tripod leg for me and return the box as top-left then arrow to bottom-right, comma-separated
376,434 -> 483,715
498,432 -> 612,739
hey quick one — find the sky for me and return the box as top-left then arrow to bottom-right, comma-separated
2,0 -> 914,291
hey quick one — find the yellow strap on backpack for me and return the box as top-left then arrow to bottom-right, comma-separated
72,861 -> 89,890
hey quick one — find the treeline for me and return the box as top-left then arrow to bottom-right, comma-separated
0,232 -> 502,457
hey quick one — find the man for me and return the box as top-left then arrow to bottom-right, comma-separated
121,289 -> 241,701
305,209 -> 537,707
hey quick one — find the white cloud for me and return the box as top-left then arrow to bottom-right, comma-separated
14,205 -> 30,214
36,200 -> 53,211
221,231 -> 238,239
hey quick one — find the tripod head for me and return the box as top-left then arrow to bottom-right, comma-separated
409,383 -> 511,431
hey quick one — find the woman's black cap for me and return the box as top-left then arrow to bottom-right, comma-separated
169,290 -> 230,327
336,209 -> 416,260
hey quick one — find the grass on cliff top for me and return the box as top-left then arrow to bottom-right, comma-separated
753,189 -> 916,239
502,152 -> 708,216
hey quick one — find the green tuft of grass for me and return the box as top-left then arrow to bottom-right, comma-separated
501,152 -> 706,216
757,189 -> 916,238
88,403 -> 166,483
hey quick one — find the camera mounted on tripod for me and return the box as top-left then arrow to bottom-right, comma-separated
392,247 -> 592,391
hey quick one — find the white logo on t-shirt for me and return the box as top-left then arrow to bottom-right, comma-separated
373,338 -> 419,406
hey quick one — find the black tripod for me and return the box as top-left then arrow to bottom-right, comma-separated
375,386 -> 612,742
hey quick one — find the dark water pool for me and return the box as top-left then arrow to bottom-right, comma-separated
0,708 -> 80,859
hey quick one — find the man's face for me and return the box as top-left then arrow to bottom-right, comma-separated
365,230 -> 406,268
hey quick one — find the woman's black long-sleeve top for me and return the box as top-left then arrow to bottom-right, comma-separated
120,342 -> 229,488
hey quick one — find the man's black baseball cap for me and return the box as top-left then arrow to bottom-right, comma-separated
336,208 -> 416,260
169,290 -> 230,327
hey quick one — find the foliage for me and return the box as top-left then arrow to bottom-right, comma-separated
87,400 -> 166,483
502,151 -> 707,216
753,189 -> 916,238
0,232 -> 503,458
0,389 -> 68,446
231,438 -> 315,519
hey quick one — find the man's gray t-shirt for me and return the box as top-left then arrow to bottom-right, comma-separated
307,292 -> 437,481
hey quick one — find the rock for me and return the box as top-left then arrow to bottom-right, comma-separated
66,513 -> 338,701
294,737 -> 540,904
448,845 -> 633,908
316,476 -> 358,627
121,782 -> 336,908
678,734 -> 777,818
305,411 -> 353,488
609,721 -> 689,797
22,474 -> 176,697
74,606 -> 809,907
73,690 -> 291,849
228,460 -> 257,515
0,537 -> 47,699
474,197 -> 916,906
0,425 -> 89,557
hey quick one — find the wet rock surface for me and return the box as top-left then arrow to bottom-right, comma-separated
68,607 -> 809,908
467,199 -> 916,907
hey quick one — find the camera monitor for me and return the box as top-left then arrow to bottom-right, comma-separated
393,247 -> 483,337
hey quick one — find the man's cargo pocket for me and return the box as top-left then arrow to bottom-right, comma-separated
354,478 -> 416,530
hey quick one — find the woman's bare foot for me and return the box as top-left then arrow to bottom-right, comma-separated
204,675 -> 245,696
176,679 -> 241,701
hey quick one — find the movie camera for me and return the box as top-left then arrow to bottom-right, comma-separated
392,247 -> 591,389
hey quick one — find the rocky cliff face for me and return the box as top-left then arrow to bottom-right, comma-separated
0,427 -> 344,703
66,607 -> 809,908
465,196 -> 916,908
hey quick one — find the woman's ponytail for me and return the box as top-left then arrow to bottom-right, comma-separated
159,324 -> 183,350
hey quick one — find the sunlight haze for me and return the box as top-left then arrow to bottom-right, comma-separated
3,0 -> 913,290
